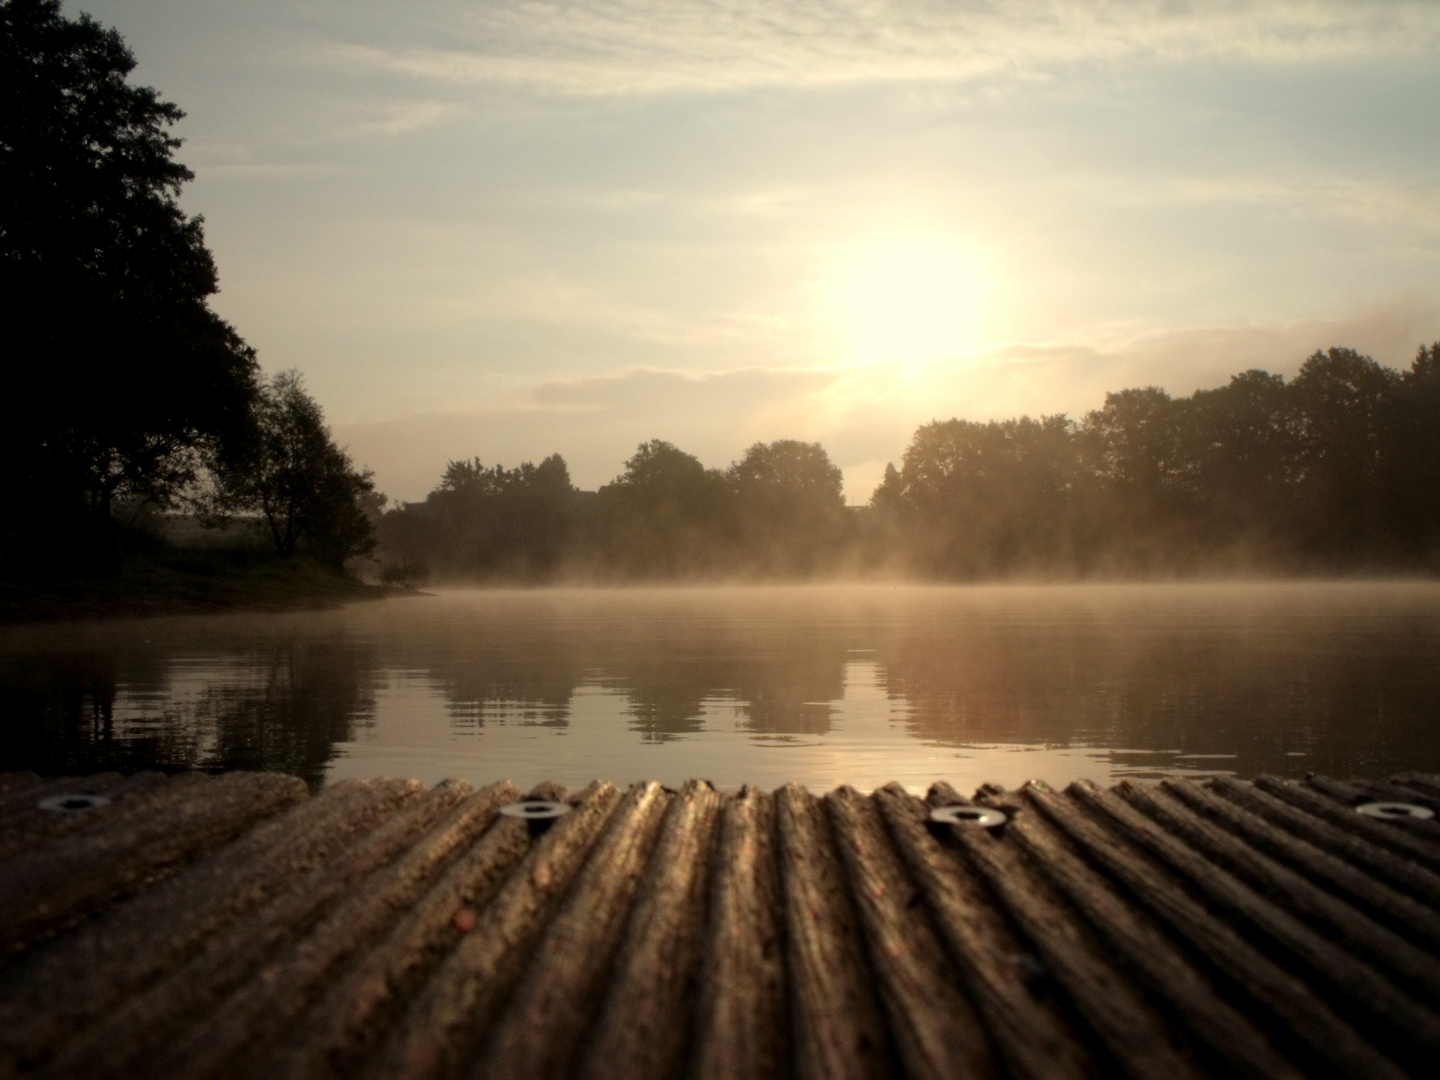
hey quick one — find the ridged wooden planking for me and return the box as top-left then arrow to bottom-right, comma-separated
0,770 -> 1437,1079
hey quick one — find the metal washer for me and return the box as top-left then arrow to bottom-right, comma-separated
1356,801 -> 1434,821
929,804 -> 1008,828
499,799 -> 572,821
37,793 -> 111,813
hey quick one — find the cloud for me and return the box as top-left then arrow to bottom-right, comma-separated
342,100 -> 456,136
335,295 -> 1439,503
184,141 -> 339,180
1170,178 -> 1440,236
315,1 -> 1440,96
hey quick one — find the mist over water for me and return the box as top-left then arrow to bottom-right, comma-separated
2,582 -> 1437,793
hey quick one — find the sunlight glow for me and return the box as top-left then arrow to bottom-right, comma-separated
838,238 -> 983,366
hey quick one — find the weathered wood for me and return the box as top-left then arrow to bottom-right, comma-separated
262,782 -> 562,1080
0,777 -> 417,1075
932,785 -> 1206,1080
690,787 -> 787,1080
40,780 -> 471,1080
364,781 -> 622,1080
1253,775 -> 1440,880
827,787 -> 999,1080
1390,771 -> 1440,802
577,780 -> 723,1080
477,781 -> 673,1080
1308,775 -> 1440,840
777,783 -> 894,1080
1351,776 -> 1440,810
0,772 -> 44,800
157,782 -> 521,1080
872,784 -> 1096,1080
1028,785 -> 1408,1080
0,772 -> 122,820
1001,787 -> 1304,1080
1074,781 -> 1440,1071
2,771 -> 1437,1080
1166,777 -> 1440,952
1128,781 -> 1440,1002
0,770 -> 195,863
0,770 -> 307,957
1208,775 -> 1440,908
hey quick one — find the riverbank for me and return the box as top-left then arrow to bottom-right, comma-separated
0,548 -> 398,623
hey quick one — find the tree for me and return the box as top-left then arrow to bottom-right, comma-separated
726,440 -> 846,575
1184,369 -> 1296,548
891,416 -> 1082,576
213,372 -> 376,571
594,440 -> 727,577
1381,342 -> 1440,558
1288,348 -> 1403,557
870,463 -> 902,515
379,454 -> 577,579
1,0 -> 258,554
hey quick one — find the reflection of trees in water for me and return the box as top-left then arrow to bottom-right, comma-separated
10,590 -> 1432,785
436,665 -> 580,730
729,662 -> 843,738
604,662 -> 714,742
0,643 -> 378,789
1,652 -> 152,778
407,622 -> 852,743
181,644 -> 378,788
873,615 -> 1440,779
599,653 -> 847,742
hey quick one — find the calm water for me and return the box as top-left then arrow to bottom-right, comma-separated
2,583 -> 1438,793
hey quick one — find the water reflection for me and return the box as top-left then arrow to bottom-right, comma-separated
0,583 -> 1437,792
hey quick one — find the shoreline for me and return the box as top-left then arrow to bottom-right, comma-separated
0,551 -> 405,624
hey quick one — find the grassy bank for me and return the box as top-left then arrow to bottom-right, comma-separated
0,547 -> 396,623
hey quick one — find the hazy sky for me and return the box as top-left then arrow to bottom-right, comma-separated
79,1 -> 1440,501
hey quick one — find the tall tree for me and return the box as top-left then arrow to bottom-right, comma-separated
727,440 -> 846,575
1288,348 -> 1402,557
379,454 -> 577,579
1,0 -> 257,555
1185,369 -> 1296,548
213,372 -> 376,570
1381,343 -> 1440,559
594,440 -> 727,577
890,416 -> 1082,576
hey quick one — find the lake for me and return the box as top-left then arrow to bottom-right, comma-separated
2,582 -> 1438,793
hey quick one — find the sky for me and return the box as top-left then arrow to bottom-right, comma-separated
78,0 -> 1440,503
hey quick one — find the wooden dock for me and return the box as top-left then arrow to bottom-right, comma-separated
1,769 -> 1438,1079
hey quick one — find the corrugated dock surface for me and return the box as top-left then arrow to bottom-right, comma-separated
2,770 -> 1439,1080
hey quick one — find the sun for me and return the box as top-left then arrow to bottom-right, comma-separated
837,238 -> 983,366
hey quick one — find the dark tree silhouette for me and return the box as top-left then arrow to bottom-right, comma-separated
871,343 -> 1440,577
372,344 -> 1440,583
378,454 -> 576,579
1288,348 -> 1403,557
726,440 -> 847,575
882,416 -> 1081,576
211,372 -> 376,570
592,440 -> 728,577
1185,369 -> 1295,547
1,0 -> 258,558
1385,344 -> 1440,555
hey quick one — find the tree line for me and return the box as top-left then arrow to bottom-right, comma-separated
379,344 -> 1440,583
873,345 -> 1440,577
378,438 -> 850,583
2,0 -> 376,573
8,1 -> 1438,586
